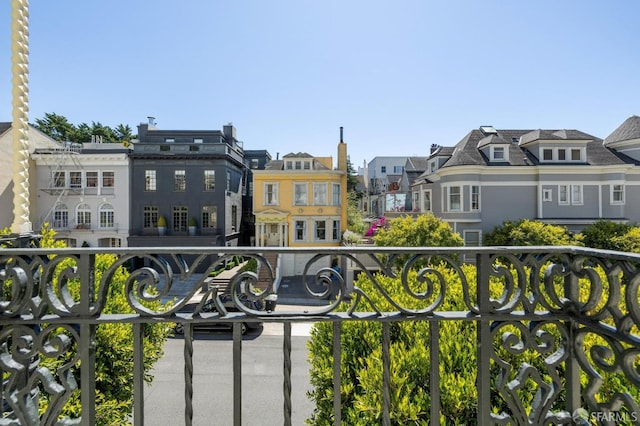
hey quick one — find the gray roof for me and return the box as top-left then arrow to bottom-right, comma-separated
405,156 -> 429,171
477,134 -> 510,148
440,128 -> 626,168
0,122 -> 11,136
282,152 -> 314,158
604,115 -> 640,145
264,157 -> 331,171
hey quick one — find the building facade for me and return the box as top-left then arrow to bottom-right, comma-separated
252,141 -> 348,248
31,142 -> 131,247
128,119 -> 247,248
411,117 -> 640,247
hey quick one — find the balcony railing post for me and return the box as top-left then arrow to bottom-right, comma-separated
563,271 -> 581,415
78,253 -> 96,425
476,252 -> 492,425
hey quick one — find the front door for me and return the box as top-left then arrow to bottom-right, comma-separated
266,223 -> 281,246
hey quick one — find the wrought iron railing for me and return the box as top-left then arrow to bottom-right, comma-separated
0,246 -> 639,425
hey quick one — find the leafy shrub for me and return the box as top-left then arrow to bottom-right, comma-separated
483,219 -> 577,246
307,262 -> 639,424
578,220 -> 634,251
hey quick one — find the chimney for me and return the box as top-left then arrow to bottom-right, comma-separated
430,144 -> 439,154
147,116 -> 156,126
338,126 -> 347,172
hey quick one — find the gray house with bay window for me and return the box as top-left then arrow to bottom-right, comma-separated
411,116 -> 640,247
128,119 -> 248,249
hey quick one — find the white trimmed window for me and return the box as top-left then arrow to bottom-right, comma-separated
559,184 -> 583,205
490,146 -> 508,161
332,220 -> 341,241
332,183 -> 341,206
423,190 -> 431,212
264,183 -> 278,206
543,189 -> 552,202
314,220 -> 327,241
204,170 -> 215,191
471,186 -> 480,211
76,203 -> 91,228
294,183 -> 308,205
99,203 -> 114,228
174,170 -> 186,191
294,220 -> 306,242
612,184 -> 625,204
145,170 -> 156,191
313,183 -> 327,205
448,186 -> 461,211
53,203 -> 69,228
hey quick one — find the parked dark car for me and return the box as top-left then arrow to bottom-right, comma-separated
174,296 -> 264,336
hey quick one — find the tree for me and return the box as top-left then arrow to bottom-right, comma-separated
609,227 -> 640,253
374,213 -> 464,248
33,112 -> 75,141
578,220 -> 633,251
114,123 -> 134,142
483,219 -> 576,246
346,191 -> 367,235
346,158 -> 361,195
33,113 -> 133,144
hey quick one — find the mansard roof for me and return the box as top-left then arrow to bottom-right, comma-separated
439,128 -> 625,168
604,115 -> 640,145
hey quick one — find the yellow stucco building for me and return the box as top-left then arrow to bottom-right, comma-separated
253,139 -> 348,247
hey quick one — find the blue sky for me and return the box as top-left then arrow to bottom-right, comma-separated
1,1 -> 639,169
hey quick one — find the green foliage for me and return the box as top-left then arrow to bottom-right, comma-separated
33,112 -> 136,143
307,262 -> 639,424
483,219 -> 577,246
347,191 -> 367,235
31,225 -> 173,424
610,227 -> 640,253
578,220 -> 634,250
374,214 -> 464,248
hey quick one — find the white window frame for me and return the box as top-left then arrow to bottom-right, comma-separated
332,183 -> 341,206
423,190 -> 432,212
99,203 -> 115,228
264,183 -> 279,206
559,184 -> 583,205
313,182 -> 328,205
145,170 -> 156,191
611,184 -> 625,205
76,203 -> 91,228
314,219 -> 327,242
490,146 -> 508,161
293,219 -> 307,242
542,189 -> 552,202
69,171 -> 82,189
294,182 -> 308,206
571,185 -> 583,205
204,170 -> 215,191
447,186 -> 461,212
470,185 -> 480,211
174,170 -> 186,192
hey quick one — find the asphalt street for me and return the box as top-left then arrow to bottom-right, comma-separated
144,277 -> 322,425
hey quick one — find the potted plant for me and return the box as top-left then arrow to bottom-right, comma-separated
188,217 -> 198,236
157,215 -> 167,236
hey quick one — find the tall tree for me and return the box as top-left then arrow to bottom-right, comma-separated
114,123 -> 134,142
33,112 -> 75,141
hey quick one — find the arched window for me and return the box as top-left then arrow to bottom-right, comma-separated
53,203 -> 68,229
76,203 -> 91,229
99,203 -> 114,228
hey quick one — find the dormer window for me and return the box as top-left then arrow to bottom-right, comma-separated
491,146 -> 508,161
540,147 -> 585,163
285,159 -> 312,170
